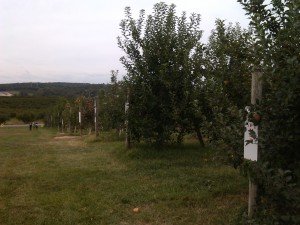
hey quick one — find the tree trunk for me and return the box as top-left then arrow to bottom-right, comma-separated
177,128 -> 184,144
194,124 -> 205,147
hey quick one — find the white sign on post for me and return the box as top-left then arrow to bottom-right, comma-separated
125,102 -> 129,113
244,120 -> 258,161
79,112 -> 81,123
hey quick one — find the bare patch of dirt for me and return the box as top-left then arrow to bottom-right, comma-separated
54,136 -> 79,140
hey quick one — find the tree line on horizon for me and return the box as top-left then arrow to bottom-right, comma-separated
0,82 -> 108,98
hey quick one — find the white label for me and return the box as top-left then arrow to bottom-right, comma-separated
79,112 -> 81,123
244,121 -> 258,161
125,102 -> 129,113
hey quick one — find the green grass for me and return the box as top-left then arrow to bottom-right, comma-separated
0,128 -> 248,225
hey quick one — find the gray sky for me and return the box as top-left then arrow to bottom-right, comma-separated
0,0 -> 249,84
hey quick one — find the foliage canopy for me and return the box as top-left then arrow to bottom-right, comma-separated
118,2 -> 204,144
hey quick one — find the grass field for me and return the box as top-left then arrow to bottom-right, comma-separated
0,128 -> 248,225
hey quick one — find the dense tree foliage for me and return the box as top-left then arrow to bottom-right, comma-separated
237,0 -> 299,224
118,2 -> 204,144
117,1 -> 299,223
45,72 -> 127,134
17,113 -> 36,123
201,20 -> 254,166
98,70 -> 126,131
46,96 -> 94,133
0,114 -> 10,124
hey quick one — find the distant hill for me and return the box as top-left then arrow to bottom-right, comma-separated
0,82 -> 108,98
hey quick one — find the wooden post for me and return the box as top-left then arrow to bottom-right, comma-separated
79,107 -> 82,136
69,107 -> 71,133
125,89 -> 131,149
251,72 -> 263,105
94,96 -> 99,137
248,71 -> 262,217
57,113 -> 60,132
61,118 -> 64,133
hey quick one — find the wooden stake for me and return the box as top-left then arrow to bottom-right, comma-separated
57,113 -> 60,132
79,107 -> 82,136
61,118 -> 64,133
251,72 -> 263,105
125,89 -> 131,149
68,107 -> 71,133
94,96 -> 99,137
248,71 -> 262,217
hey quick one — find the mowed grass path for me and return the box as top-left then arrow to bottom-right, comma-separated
0,128 -> 247,225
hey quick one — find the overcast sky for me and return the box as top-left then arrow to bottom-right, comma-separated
0,0 -> 250,84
